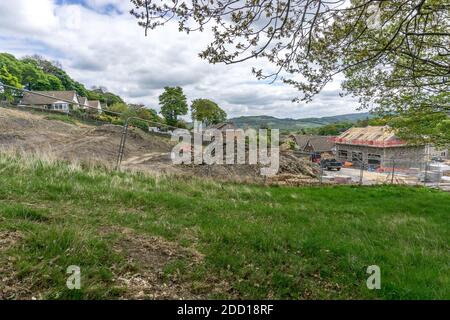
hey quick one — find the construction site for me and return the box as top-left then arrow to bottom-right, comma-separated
324,126 -> 450,190
0,106 -> 323,185
2,105 -> 449,191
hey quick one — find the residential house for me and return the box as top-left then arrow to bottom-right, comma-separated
77,96 -> 89,109
20,90 -> 80,113
288,134 -> 336,155
206,122 -> 237,132
197,122 -> 237,138
87,100 -> 102,113
332,126 -> 428,169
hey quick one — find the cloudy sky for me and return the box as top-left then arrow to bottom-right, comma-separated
0,0 -> 362,119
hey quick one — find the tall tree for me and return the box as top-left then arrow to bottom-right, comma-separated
191,98 -> 227,125
130,0 -> 449,145
159,86 -> 188,126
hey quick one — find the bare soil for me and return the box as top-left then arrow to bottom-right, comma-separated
0,107 -> 319,183
99,226 -> 209,299
0,108 -> 172,166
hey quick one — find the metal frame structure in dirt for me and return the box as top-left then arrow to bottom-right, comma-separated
114,116 -> 182,171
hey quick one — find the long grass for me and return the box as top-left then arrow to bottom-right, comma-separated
0,154 -> 448,299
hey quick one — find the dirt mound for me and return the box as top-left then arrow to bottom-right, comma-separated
0,108 -> 173,166
0,108 -> 78,132
279,151 -> 319,177
1,108 -> 320,184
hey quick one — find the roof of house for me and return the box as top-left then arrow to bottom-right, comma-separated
88,100 -> 102,109
290,135 -> 335,152
290,135 -> 310,149
21,91 -> 78,105
333,126 -> 406,147
78,96 -> 88,107
308,136 -> 336,152
207,122 -> 236,131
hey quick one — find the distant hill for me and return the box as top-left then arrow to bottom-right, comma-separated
229,112 -> 371,130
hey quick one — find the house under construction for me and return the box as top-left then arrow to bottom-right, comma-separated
332,126 -> 426,169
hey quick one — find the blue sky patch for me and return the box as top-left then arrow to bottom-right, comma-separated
56,0 -> 123,15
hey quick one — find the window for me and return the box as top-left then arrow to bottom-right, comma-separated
53,103 -> 68,111
368,153 -> 381,159
338,150 -> 348,159
368,153 -> 381,166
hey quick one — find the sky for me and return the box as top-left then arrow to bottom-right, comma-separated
0,0 -> 363,119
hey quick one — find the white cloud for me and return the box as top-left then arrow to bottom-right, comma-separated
0,0 -> 362,119
0,0 -> 59,35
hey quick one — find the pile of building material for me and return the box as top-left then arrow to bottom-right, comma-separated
278,151 -> 319,177
265,152 -> 321,186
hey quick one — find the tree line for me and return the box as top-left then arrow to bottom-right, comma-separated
0,52 -> 227,129
0,53 -> 124,105
106,86 -> 227,128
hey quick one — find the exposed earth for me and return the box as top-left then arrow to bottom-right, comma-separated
0,107 -> 319,184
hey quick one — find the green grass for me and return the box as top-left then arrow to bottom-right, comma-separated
0,154 -> 448,299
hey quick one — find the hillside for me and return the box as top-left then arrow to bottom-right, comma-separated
229,112 -> 371,130
0,108 -> 172,167
0,52 -> 124,105
0,154 -> 448,299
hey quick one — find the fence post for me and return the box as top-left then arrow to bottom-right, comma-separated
359,159 -> 364,185
391,159 -> 396,184
319,161 -> 323,184
437,169 -> 441,189
424,161 -> 428,186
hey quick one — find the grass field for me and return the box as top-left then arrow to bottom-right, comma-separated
0,154 -> 448,300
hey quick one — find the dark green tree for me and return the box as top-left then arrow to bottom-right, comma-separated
159,86 -> 188,126
22,55 -> 88,96
0,52 -> 127,107
191,98 -> 227,125
20,63 -> 40,90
